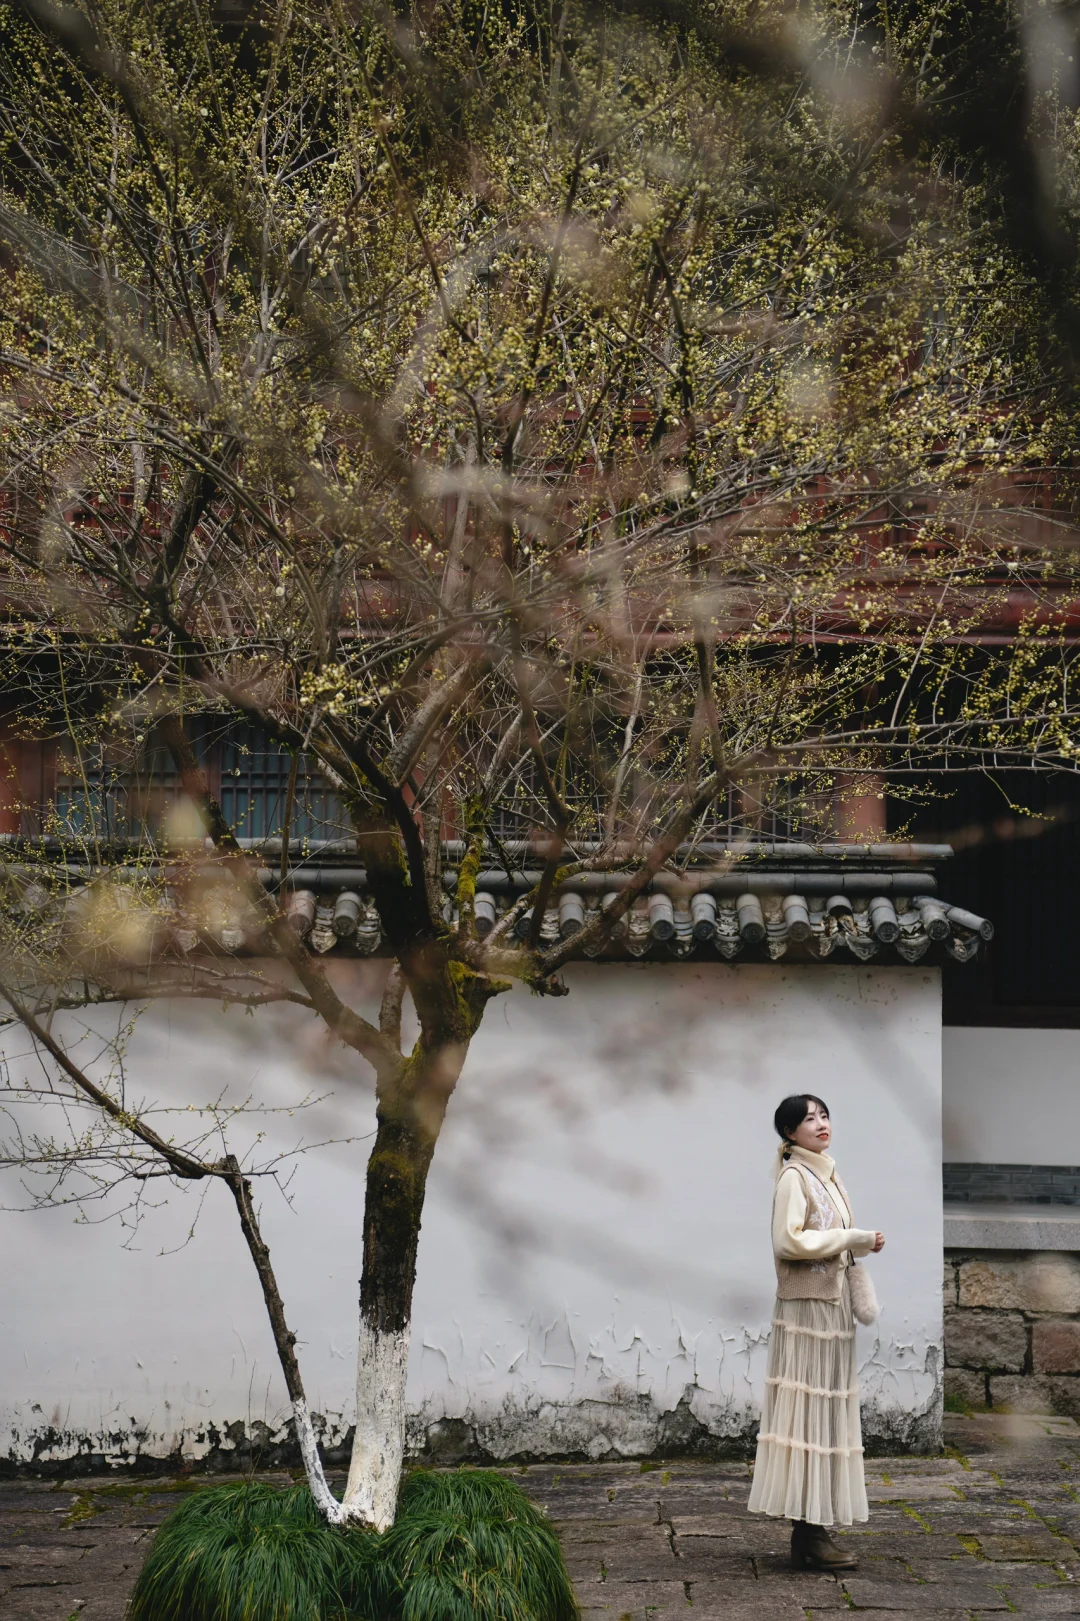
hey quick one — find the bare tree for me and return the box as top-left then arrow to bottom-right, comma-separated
1,0 -> 1078,1526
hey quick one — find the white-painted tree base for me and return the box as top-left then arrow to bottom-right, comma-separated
292,1397 -> 350,1524
341,1320 -> 411,1530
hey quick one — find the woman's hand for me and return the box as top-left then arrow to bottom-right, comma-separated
872,1232 -> 885,1253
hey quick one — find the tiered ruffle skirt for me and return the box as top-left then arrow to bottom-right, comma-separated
747,1276 -> 868,1527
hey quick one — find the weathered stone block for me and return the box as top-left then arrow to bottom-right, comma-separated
959,1253 -> 1080,1313
943,1260 -> 959,1308
989,1374 -> 1057,1413
944,1368 -> 987,1410
944,1307 -> 1027,1371
1033,1319 -> 1080,1374
989,1372 -> 1080,1419
1045,1375 -> 1080,1419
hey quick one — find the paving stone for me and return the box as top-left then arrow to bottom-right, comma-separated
913,1558 -> 1062,1583
701,1571 -> 847,1603
977,1533 -> 1078,1561
658,1490 -> 751,1517
539,1479 -> 660,1499
951,1488 -> 1023,1507
580,1579 -> 688,1609
672,1519 -> 791,1554
1044,1518 -> 1080,1541
0,1527 -> 88,1553
671,1547 -> 756,1579
63,1581 -> 138,1621
857,1506 -> 935,1521
847,1535 -> 973,1559
978,1596 -> 1080,1616
0,1593 -> 83,1621
689,1577 -> 842,1619
566,1553 -> 606,1582
812,1613 -> 972,1621
843,1579 -> 1010,1608
579,1607 -> 653,1621
1000,1579 -> 1075,1599
857,1555 -> 929,1575
668,1510 -> 750,1536
646,1463 -> 752,1481
670,1527 -> 753,1553
867,1480 -> 969,1502
917,1511 -> 1039,1534
0,1497 -> 62,1516
4,1433 -> 1080,1616
556,1521 -> 672,1546
533,1497 -> 662,1523
0,1550 -> 86,1573
873,1461 -> 988,1479
587,1547 -> 678,1581
688,1600 -> 822,1621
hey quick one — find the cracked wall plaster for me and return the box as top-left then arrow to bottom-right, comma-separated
1,964 -> 944,1471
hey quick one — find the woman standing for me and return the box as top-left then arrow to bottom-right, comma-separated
747,1094 -> 884,1572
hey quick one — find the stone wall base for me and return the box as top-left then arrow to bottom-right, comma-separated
2,1389 -> 939,1477
945,1249 -> 1080,1416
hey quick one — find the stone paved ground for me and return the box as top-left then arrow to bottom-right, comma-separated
6,1414 -> 1080,1620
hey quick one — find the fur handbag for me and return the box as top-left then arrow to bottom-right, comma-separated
848,1261 -> 880,1325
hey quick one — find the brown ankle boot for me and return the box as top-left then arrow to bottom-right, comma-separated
790,1520 -> 859,1571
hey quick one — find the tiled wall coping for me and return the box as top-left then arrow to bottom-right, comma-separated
944,1164 -> 1080,1205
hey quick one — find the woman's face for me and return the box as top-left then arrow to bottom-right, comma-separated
787,1099 -> 832,1153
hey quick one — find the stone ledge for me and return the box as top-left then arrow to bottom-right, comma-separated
944,1409 -> 1080,1439
945,1202 -> 1080,1251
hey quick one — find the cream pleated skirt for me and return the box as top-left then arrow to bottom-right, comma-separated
747,1275 -> 868,1527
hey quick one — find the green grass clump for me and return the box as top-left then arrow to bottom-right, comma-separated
127,1468 -> 578,1621
126,1481 -> 375,1621
374,1469 -> 578,1621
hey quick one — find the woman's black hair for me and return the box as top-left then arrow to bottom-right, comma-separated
774,1094 -> 830,1146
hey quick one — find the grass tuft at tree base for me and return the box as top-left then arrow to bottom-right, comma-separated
373,1468 -> 579,1621
127,1468 -> 579,1621
126,1481 -> 374,1621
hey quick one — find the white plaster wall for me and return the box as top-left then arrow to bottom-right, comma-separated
0,964 -> 943,1468
943,1027 -> 1080,1164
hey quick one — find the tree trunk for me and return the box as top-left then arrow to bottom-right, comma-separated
340,1068 -> 452,1529
338,951 -> 504,1528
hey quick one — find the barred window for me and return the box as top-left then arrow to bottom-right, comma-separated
54,733 -> 190,841
219,726 -> 345,842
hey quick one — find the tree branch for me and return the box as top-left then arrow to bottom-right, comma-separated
158,714 -> 400,1080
